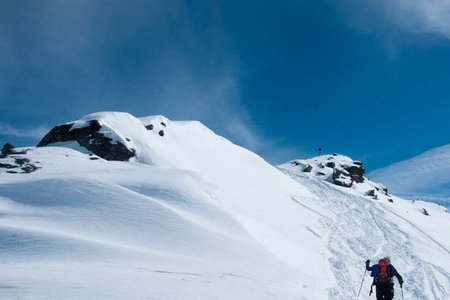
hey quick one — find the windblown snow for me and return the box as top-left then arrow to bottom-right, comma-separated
0,112 -> 449,299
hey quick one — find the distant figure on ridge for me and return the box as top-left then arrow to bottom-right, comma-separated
366,257 -> 403,300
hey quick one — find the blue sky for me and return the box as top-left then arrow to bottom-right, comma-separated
1,0 -> 450,171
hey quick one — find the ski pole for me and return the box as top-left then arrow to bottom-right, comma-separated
357,268 -> 366,300
401,286 -> 404,300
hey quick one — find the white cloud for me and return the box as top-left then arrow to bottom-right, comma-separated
337,0 -> 450,39
0,123 -> 49,139
390,0 -> 450,37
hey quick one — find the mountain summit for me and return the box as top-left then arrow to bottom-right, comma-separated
0,112 -> 449,299
278,154 -> 395,202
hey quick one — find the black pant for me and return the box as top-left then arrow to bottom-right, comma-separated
376,283 -> 394,300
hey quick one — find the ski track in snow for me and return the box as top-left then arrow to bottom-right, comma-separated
288,173 -> 450,300
384,208 -> 450,256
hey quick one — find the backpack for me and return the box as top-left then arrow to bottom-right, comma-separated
375,259 -> 391,284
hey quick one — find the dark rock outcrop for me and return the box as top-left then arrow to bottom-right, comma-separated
0,163 -> 17,169
365,189 -> 376,197
326,157 -> 365,186
1,143 -> 15,155
302,164 -> 313,173
333,169 -> 353,188
21,164 -> 39,173
1,143 -> 27,157
0,156 -> 40,174
37,120 -> 135,161
287,155 -> 367,189
343,165 -> 365,183
326,162 -> 335,168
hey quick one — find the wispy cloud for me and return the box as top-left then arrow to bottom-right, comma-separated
0,123 -> 49,139
222,117 -> 308,164
151,65 -> 277,158
0,1 -> 281,159
393,0 -> 450,37
223,117 -> 264,151
336,0 -> 450,40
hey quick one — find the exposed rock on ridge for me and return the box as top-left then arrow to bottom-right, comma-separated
37,120 -> 136,161
283,154 -> 365,188
278,154 -> 396,203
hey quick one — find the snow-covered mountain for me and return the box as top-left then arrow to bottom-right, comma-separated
369,144 -> 450,209
0,112 -> 449,300
278,154 -> 392,200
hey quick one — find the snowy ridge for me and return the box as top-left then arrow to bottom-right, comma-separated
0,112 -> 449,299
369,144 -> 450,209
279,154 -> 391,201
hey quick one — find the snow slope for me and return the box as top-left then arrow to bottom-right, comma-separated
278,154 -> 450,299
1,112 -> 449,299
1,147 -> 308,299
369,144 -> 450,209
277,167 -> 450,299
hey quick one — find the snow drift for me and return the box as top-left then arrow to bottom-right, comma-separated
0,112 -> 449,299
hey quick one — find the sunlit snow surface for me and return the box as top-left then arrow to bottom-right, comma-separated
0,112 -> 449,299
369,144 -> 450,209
